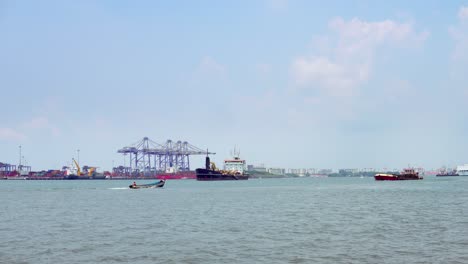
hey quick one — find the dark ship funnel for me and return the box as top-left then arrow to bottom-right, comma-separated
205,155 -> 210,170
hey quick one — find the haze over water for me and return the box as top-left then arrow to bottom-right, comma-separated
1,177 -> 468,264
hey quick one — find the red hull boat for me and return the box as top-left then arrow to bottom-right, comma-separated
156,171 -> 196,180
374,174 -> 399,181
375,168 -> 423,181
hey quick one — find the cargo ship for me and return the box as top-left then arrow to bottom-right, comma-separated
64,159 -> 105,179
374,168 -> 423,181
196,151 -> 249,181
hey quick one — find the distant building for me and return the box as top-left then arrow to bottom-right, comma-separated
268,168 -> 285,175
318,169 -> 333,175
288,168 -> 309,176
249,164 -> 267,172
360,168 -> 376,172
339,168 -> 359,174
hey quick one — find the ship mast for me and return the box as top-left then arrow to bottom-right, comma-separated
19,145 -> 22,168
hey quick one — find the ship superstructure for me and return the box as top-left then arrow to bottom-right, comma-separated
223,149 -> 246,174
456,164 -> 468,176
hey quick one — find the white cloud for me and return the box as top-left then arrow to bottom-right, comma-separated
381,79 -> 415,103
303,96 -> 321,105
0,128 -> 26,141
291,56 -> 369,97
267,0 -> 288,10
23,117 -> 49,129
458,6 -> 468,22
238,90 -> 277,113
450,6 -> 468,61
21,117 -> 61,137
255,63 -> 272,76
190,56 -> 229,88
0,100 -> 63,142
197,56 -> 226,77
291,17 -> 428,97
330,17 -> 426,58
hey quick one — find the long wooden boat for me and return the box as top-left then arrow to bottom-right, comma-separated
129,180 -> 165,189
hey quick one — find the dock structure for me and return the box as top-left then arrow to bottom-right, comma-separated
116,137 -> 214,176
0,162 -> 17,177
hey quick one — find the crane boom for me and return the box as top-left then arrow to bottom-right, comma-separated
72,158 -> 81,176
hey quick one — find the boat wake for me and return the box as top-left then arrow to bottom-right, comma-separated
108,187 -> 128,190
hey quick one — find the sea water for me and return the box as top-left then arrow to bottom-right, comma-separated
1,177 -> 467,264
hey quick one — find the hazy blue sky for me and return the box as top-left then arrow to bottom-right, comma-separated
1,0 -> 468,171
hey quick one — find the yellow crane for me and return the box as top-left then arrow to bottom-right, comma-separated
72,158 -> 82,176
210,162 -> 218,171
87,167 -> 97,176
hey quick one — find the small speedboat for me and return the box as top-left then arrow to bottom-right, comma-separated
129,180 -> 165,189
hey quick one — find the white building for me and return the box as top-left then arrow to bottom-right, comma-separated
268,168 -> 285,175
249,164 -> 267,172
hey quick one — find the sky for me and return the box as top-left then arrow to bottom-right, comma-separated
1,0 -> 468,171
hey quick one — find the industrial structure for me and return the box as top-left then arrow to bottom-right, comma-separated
115,137 -> 214,176
0,162 -> 16,177
0,162 -> 31,178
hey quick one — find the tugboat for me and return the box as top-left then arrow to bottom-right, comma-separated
375,168 -> 423,181
196,151 -> 249,181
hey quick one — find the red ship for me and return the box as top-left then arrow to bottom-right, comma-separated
156,171 -> 196,180
374,168 -> 423,181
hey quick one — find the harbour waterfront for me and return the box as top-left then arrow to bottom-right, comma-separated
1,177 -> 468,264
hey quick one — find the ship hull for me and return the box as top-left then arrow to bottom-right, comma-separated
195,168 -> 249,181
65,175 -> 90,180
374,173 -> 423,181
156,171 -> 196,180
129,181 -> 165,189
397,175 -> 423,180
374,174 -> 399,181
436,174 -> 459,177
3,176 -> 28,180
92,174 -> 107,179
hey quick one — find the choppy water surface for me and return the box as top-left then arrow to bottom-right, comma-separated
1,177 -> 468,264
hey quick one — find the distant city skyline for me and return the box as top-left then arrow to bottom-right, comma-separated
1,1 -> 468,170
